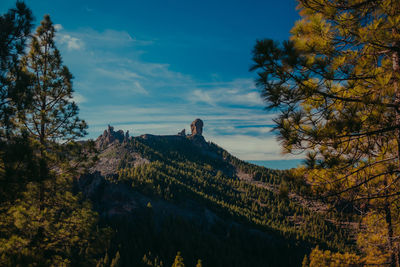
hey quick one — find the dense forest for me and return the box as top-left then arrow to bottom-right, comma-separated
2,0 -> 400,266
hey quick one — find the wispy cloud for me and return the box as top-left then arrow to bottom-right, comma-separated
187,79 -> 263,107
73,93 -> 86,104
95,68 -> 143,80
191,90 -> 215,106
74,28 -> 153,48
55,24 -> 152,53
84,6 -> 94,12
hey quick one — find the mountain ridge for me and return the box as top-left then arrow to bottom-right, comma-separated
76,119 -> 354,266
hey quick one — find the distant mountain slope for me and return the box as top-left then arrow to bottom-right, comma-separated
78,120 -> 355,267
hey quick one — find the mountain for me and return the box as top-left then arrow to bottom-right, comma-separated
77,119 -> 354,267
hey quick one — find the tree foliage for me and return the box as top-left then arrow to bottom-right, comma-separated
0,1 -> 33,135
305,246 -> 360,267
251,0 -> 400,264
21,14 -> 87,145
0,5 -> 109,266
171,251 -> 185,267
21,14 -> 89,179
0,1 -> 34,202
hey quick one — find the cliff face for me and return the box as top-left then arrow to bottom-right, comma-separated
95,125 -> 131,150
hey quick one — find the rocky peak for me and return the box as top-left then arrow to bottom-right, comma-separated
178,129 -> 186,136
96,125 -> 130,149
190,119 -> 203,136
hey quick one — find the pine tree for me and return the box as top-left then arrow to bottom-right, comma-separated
110,251 -> 121,267
0,13 -> 108,266
19,12 -> 91,251
171,251 -> 185,267
301,254 -> 309,267
0,1 -> 35,202
251,0 -> 400,265
21,14 -> 88,177
0,1 -> 33,135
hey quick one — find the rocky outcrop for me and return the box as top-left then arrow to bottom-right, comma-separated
188,119 -> 207,148
178,129 -> 186,136
190,119 -> 203,136
96,125 -> 130,149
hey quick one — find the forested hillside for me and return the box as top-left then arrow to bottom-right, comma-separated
76,123 -> 356,266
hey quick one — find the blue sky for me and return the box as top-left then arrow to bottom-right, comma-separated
1,0 -> 302,168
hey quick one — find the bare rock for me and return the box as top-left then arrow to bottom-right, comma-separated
178,129 -> 186,136
96,125 -> 127,149
190,119 -> 203,136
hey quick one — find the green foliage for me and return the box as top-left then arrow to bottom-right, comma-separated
171,251 -> 185,267
251,0 -> 400,264
100,135 -> 357,266
0,1 -> 33,135
302,254 -> 309,267
0,174 -> 111,266
119,137 -> 352,251
21,14 -> 88,174
278,181 -> 289,200
110,251 -> 121,267
0,5 -> 110,266
0,1 -> 36,204
306,246 -> 361,267
142,251 -> 164,267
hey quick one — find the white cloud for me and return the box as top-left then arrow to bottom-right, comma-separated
72,93 -> 86,104
54,24 -> 84,51
57,34 -> 84,50
54,24 -> 63,31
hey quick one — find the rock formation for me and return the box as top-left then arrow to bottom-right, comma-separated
178,129 -> 186,136
190,119 -> 203,136
96,125 -> 129,149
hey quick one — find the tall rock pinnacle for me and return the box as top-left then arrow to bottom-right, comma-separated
190,119 -> 203,136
